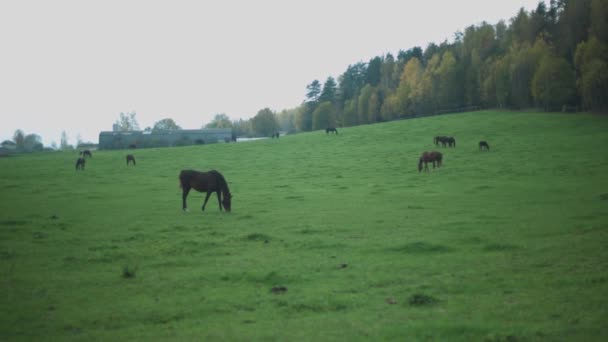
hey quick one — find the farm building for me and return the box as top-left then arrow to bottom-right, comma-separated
98,128 -> 234,150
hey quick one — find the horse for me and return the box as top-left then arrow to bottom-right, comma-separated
434,136 -> 447,146
80,149 -> 92,158
447,137 -> 456,147
434,136 -> 455,147
271,132 -> 280,139
126,154 -> 136,166
479,141 -> 490,151
179,170 -> 232,212
326,127 -> 338,134
418,151 -> 443,172
75,157 -> 86,170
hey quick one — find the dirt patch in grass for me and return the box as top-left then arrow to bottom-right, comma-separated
408,293 -> 439,306
245,233 -> 271,241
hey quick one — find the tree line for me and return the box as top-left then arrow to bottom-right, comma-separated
233,0 -> 608,136
5,0 -> 606,149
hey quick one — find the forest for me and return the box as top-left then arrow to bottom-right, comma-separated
228,0 -> 607,137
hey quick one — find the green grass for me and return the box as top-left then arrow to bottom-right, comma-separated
1,110 -> 607,341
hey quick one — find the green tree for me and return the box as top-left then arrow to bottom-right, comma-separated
114,111 -> 140,131
24,134 -> 43,152
153,118 -> 182,131
366,56 -> 382,86
306,80 -> 321,103
296,103 -> 314,132
205,114 -> 232,129
357,84 -> 373,124
532,55 -> 576,110
575,37 -> 608,111
13,130 -> 25,150
380,53 -> 397,89
319,77 -> 338,103
368,88 -> 382,123
419,53 -> 441,113
436,50 -> 462,109
312,101 -> 334,130
590,0 -> 608,43
396,57 -> 424,116
276,108 -> 297,133
342,99 -> 358,127
232,118 -> 252,138
251,108 -> 278,136
338,62 -> 367,105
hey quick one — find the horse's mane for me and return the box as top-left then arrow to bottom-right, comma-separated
215,171 -> 231,195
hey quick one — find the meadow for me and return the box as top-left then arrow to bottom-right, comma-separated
1,110 -> 607,341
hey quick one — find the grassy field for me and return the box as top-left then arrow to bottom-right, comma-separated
1,110 -> 607,341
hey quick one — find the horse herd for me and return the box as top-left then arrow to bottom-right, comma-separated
419,136 -> 490,172
73,131 -> 490,213
73,149 -> 232,213
75,149 -> 136,171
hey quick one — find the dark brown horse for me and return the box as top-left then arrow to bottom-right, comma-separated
75,157 -> 86,170
80,149 -> 93,158
418,151 -> 443,172
326,127 -> 338,134
434,136 -> 455,147
434,136 -> 447,146
179,170 -> 232,212
126,154 -> 136,166
479,141 -> 490,151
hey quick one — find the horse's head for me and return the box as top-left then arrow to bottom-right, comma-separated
222,193 -> 232,212
418,158 -> 423,172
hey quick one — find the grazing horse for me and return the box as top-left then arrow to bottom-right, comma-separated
418,151 -> 443,172
434,136 -> 455,147
326,127 -> 338,134
75,157 -> 86,170
80,149 -> 93,158
434,136 -> 447,146
179,170 -> 232,212
126,154 -> 136,166
479,141 -> 490,151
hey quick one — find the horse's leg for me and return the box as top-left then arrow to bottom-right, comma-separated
201,191 -> 213,211
216,190 -> 223,211
182,186 -> 191,211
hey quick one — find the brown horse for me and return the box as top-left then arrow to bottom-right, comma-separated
418,151 -> 443,172
434,136 -> 455,147
80,149 -> 92,158
75,157 -> 86,170
326,127 -> 338,134
479,141 -> 490,151
179,170 -> 232,212
126,154 -> 136,166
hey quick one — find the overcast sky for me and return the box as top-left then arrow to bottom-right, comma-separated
0,0 -> 540,146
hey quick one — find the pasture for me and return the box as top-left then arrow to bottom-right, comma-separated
1,110 -> 607,341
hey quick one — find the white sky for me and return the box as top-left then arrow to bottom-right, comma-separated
0,0 -> 540,146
